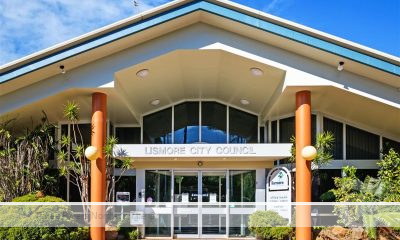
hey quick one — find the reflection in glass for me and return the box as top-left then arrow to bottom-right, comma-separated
145,171 -> 171,237
279,117 -> 294,143
229,107 -> 257,143
143,108 -> 172,144
346,125 -> 379,159
174,172 -> 198,235
201,102 -> 227,143
382,137 -> 400,155
229,170 -> 255,237
115,127 -> 141,144
174,102 -> 199,143
145,170 -> 171,202
323,118 -> 343,159
202,172 -> 226,235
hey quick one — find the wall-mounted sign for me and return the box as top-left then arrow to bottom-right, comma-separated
130,211 -> 144,226
209,193 -> 217,203
181,193 -> 189,203
116,192 -> 130,204
266,167 -> 292,223
114,143 -> 292,158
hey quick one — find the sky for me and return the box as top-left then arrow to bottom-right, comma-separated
0,0 -> 399,66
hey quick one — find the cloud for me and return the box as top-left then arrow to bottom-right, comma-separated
0,0 -> 169,66
262,0 -> 292,15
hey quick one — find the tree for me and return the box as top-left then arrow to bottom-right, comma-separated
289,131 -> 335,171
377,149 -> 400,202
57,101 -> 130,222
331,150 -> 400,239
289,131 -> 335,200
0,114 -> 56,202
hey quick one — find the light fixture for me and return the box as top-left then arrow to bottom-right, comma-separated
301,146 -> 317,161
136,69 -> 149,78
337,61 -> 344,71
59,65 -> 66,74
150,99 -> 160,106
240,99 -> 250,105
84,146 -> 99,161
197,161 -> 203,167
250,67 -> 263,76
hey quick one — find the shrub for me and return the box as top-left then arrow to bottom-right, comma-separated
320,190 -> 336,202
117,215 -> 137,239
0,193 -> 89,240
248,210 -> 293,240
128,229 -> 140,240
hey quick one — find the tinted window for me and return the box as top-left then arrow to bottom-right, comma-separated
229,107 -> 257,143
69,124 -> 91,145
271,121 -> 277,143
115,176 -> 136,202
279,115 -> 315,144
201,102 -> 227,143
229,170 -> 256,202
346,125 -> 379,159
174,102 -> 199,143
279,117 -> 294,143
260,127 -> 265,143
311,114 -> 317,145
356,169 -> 378,181
314,170 -> 342,202
382,137 -> 400,155
323,118 -> 343,159
143,108 -> 172,144
116,127 -> 141,144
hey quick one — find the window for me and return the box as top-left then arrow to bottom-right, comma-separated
115,176 -> 136,202
201,102 -> 227,143
145,170 -> 172,237
271,121 -> 277,143
346,125 -> 379,159
279,117 -> 294,143
145,170 -> 172,202
75,124 -> 92,145
229,170 -> 255,237
314,170 -> 341,202
143,107 -> 172,144
229,170 -> 256,202
229,107 -> 257,143
382,137 -> 400,155
355,169 -> 378,181
260,127 -> 265,143
276,115 -> 315,144
323,118 -> 343,159
115,127 -> 141,144
174,102 -> 199,143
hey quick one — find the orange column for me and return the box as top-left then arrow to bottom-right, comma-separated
90,92 -> 107,240
295,90 -> 312,240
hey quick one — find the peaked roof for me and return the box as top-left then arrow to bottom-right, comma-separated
1,0 -> 399,84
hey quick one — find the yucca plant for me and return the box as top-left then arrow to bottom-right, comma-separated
58,101 -> 131,222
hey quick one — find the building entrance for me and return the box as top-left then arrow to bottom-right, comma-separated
144,169 -> 256,238
173,171 -> 227,238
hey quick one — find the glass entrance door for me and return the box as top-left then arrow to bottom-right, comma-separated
201,171 -> 227,237
173,171 -> 199,238
172,170 -> 228,238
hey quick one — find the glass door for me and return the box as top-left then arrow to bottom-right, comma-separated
201,171 -> 227,237
173,171 -> 199,238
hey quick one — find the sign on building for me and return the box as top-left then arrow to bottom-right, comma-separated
266,166 -> 292,223
130,211 -> 144,226
116,192 -> 130,204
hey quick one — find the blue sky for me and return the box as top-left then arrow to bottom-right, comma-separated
0,0 -> 399,66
